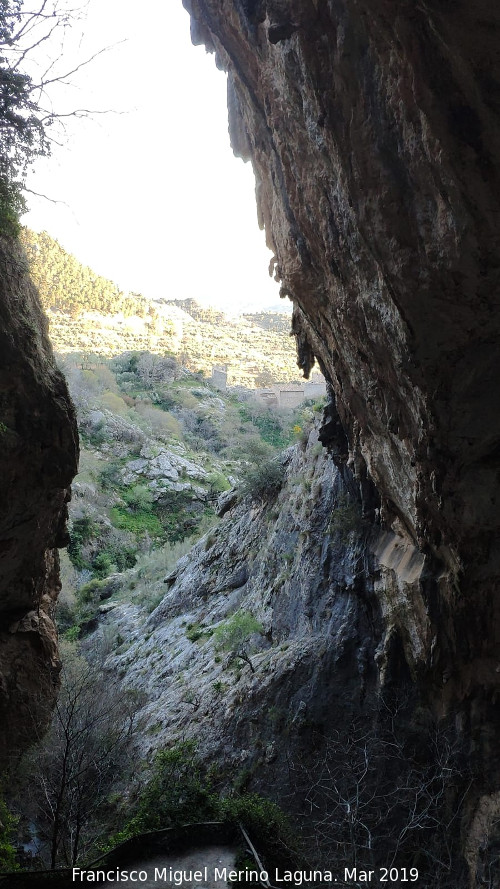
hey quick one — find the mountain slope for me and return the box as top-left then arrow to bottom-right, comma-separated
20,228 -> 300,386
79,422 -> 468,883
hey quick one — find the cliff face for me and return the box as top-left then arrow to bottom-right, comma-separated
94,427 -> 467,881
183,0 -> 500,663
181,0 -> 500,876
94,428 -> 389,829
100,428 -> 379,758
0,236 -> 79,765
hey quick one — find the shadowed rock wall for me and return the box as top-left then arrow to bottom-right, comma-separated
0,236 -> 78,765
181,0 -> 500,878
182,0 -> 500,705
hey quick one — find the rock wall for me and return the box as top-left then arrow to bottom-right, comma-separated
95,427 -> 395,848
0,236 -> 78,766
95,425 -> 469,882
100,428 -> 381,766
181,0 -> 500,878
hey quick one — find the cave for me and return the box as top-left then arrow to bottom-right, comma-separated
1,0 -> 500,882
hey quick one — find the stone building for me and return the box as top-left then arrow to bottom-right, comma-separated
211,365 -> 228,390
253,372 -> 327,409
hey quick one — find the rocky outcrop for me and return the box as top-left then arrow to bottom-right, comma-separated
181,0 -> 500,878
122,445 -> 208,496
95,426 -> 472,882
0,236 -> 78,766
96,425 -> 383,796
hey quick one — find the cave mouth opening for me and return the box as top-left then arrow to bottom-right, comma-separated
3,0 -> 500,882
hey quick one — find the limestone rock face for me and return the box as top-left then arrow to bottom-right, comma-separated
97,426 -> 382,792
0,236 -> 79,765
183,0 -> 500,709
182,0 -> 500,870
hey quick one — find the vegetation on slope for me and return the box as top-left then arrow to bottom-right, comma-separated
57,349 -> 312,640
106,741 -> 300,876
19,228 -> 300,386
19,228 -> 149,317
5,357 -> 319,870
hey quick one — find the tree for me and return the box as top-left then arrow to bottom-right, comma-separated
24,645 -> 139,868
123,483 -> 153,513
255,368 -> 276,388
0,1 -> 46,232
129,742 -> 217,834
136,352 -> 178,387
286,710 -> 471,888
214,611 -> 264,673
0,1 -> 113,235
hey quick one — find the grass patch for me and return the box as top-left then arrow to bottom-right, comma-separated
186,623 -> 214,643
109,506 -> 163,537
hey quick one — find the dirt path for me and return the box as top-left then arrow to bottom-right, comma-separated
96,845 -> 237,888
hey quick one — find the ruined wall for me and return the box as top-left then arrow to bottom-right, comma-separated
0,236 -> 79,765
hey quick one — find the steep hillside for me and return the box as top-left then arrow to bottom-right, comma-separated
96,425 -> 377,767
20,229 -> 300,386
75,423 -> 467,884
55,351 -> 309,640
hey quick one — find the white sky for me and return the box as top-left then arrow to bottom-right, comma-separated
23,0 -> 283,312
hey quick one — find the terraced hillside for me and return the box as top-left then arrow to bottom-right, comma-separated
20,229 -> 300,387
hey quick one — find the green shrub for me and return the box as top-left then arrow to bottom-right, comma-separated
0,793 -> 19,871
214,612 -> 264,672
110,742 -> 217,845
186,623 -> 204,643
92,552 -> 113,578
112,490 -> 203,545
312,396 -> 327,413
100,462 -> 124,491
328,493 -> 363,542
86,420 -> 107,446
186,623 -> 213,643
238,406 -> 294,449
241,458 -> 286,502
155,491 -> 207,543
123,484 -> 154,512
78,577 -> 107,603
67,515 -> 98,570
63,625 -> 81,642
207,471 -> 230,494
112,546 -> 137,572
232,434 -> 274,464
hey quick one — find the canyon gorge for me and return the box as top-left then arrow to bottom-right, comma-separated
1,0 -> 500,883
